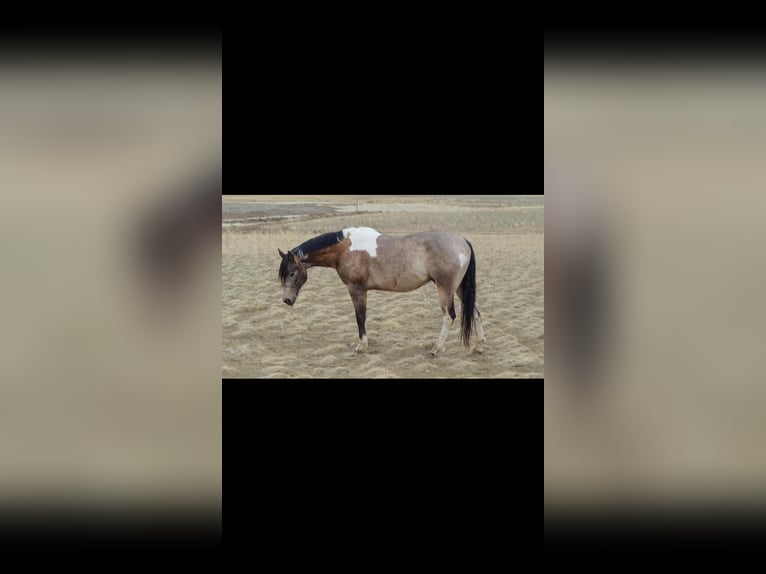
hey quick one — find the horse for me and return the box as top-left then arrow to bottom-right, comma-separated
278,227 -> 486,355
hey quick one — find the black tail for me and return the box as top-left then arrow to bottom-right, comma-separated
459,240 -> 476,347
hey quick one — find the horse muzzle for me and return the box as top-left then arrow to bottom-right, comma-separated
283,298 -> 294,306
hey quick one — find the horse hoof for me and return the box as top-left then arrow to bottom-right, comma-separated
472,339 -> 486,354
354,344 -> 368,353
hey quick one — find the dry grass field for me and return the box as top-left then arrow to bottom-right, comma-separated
222,195 -> 543,379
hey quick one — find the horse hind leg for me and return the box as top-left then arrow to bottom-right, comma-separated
457,287 -> 487,353
431,285 -> 455,356
472,305 -> 487,353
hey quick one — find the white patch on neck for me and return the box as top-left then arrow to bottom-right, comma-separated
458,252 -> 468,267
343,227 -> 381,257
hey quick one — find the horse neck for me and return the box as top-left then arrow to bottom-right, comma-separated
302,246 -> 341,269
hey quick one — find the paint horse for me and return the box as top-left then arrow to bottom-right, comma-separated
278,227 -> 486,355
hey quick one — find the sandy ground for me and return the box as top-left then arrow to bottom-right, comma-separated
222,195 -> 543,378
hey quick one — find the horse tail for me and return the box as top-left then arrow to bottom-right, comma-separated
459,239 -> 476,347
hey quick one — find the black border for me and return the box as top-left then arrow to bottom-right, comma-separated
225,379 -> 539,552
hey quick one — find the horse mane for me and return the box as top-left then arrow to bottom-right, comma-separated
293,230 -> 345,259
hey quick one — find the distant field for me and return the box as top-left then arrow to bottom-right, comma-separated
222,195 -> 544,379
224,195 -> 544,207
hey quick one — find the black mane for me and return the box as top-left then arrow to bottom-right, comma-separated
279,230 -> 344,284
293,230 -> 344,259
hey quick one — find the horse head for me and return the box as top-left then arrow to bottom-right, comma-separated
278,248 -> 308,305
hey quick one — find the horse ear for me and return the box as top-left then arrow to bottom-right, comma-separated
287,251 -> 304,268
278,248 -> 286,258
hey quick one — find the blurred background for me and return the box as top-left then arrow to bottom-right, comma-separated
0,48 -> 221,533
545,57 -> 766,517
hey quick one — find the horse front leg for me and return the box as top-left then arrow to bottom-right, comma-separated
348,285 -> 368,353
